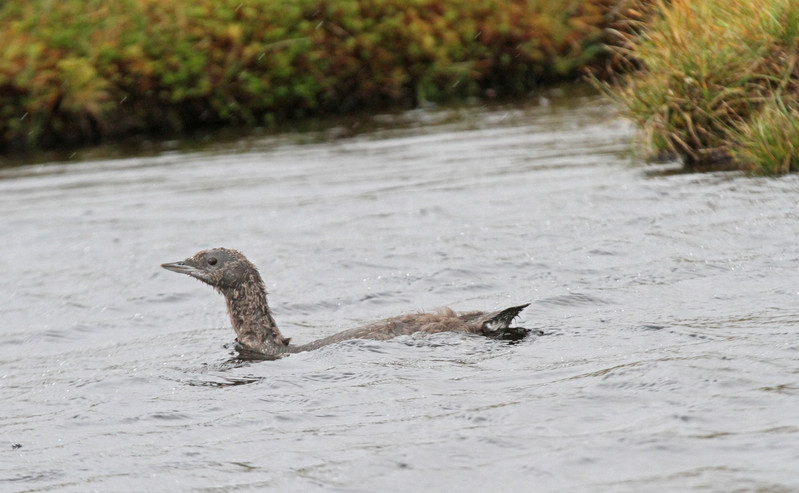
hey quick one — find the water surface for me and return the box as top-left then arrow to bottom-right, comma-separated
2,92 -> 799,492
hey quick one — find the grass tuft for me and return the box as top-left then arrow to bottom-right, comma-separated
730,97 -> 799,174
599,0 -> 799,173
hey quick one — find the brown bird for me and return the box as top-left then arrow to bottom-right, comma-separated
162,248 -> 531,357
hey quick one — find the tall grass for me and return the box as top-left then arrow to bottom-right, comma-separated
730,97 -> 799,174
600,0 -> 799,172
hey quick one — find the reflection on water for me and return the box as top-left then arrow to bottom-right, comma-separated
2,89 -> 799,492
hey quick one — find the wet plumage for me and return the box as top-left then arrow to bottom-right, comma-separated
162,248 -> 531,357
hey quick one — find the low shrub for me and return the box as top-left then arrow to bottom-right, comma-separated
0,0 -> 640,152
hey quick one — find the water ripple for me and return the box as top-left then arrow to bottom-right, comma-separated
2,94 -> 799,492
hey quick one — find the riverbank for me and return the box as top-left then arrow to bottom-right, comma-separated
0,0 -> 645,153
600,0 -> 799,174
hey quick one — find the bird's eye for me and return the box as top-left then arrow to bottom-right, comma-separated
208,257 -> 218,266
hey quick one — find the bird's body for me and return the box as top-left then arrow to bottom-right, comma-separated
162,248 -> 531,357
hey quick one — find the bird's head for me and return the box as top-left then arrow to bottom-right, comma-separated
161,248 -> 261,292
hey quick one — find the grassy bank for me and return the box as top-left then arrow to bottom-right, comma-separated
0,0 -> 643,152
600,0 -> 799,173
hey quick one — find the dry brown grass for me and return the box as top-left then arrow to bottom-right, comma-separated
600,0 -> 799,172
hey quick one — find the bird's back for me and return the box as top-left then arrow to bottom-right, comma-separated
290,304 -> 530,352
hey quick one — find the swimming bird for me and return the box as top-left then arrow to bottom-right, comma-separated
161,248 -> 531,357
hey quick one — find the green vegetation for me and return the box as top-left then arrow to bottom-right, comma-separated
0,0 -> 639,152
730,97 -> 799,174
600,0 -> 799,173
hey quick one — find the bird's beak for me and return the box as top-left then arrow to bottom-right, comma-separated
161,260 -> 197,276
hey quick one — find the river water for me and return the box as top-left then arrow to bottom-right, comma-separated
2,91 -> 799,492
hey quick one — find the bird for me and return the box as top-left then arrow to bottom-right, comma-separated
161,248 -> 532,357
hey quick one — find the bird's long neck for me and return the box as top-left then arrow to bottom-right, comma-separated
221,271 -> 289,354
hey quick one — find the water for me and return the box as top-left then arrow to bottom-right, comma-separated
2,91 -> 799,492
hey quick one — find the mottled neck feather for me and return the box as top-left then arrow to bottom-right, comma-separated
220,270 -> 289,354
